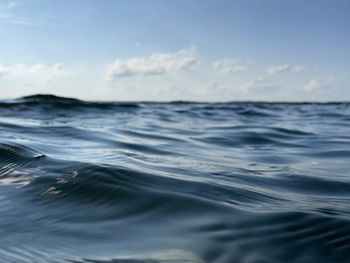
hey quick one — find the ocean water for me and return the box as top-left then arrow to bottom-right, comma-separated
0,94 -> 350,263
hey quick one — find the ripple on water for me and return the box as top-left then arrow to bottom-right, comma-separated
0,97 -> 350,262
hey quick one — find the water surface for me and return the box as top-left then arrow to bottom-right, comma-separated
1,95 -> 350,262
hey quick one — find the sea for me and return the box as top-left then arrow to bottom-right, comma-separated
0,94 -> 349,263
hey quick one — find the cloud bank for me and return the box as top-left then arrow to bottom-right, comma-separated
106,48 -> 198,80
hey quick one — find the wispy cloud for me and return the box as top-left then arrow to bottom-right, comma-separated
304,78 -> 343,93
242,76 -> 271,91
106,48 -> 199,80
0,14 -> 46,26
0,63 -> 74,82
0,1 -> 17,10
266,64 -> 304,75
213,59 -> 249,74
7,1 -> 17,9
0,66 -> 11,77
0,1 -> 47,27
304,79 -> 318,91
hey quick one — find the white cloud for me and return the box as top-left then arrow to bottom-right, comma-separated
0,63 -> 80,99
266,64 -> 304,75
0,66 -> 11,77
242,76 -> 272,92
0,63 -> 74,82
106,48 -> 199,80
304,79 -> 345,95
10,63 -> 66,74
213,59 -> 248,74
0,1 -> 47,27
304,79 -> 318,91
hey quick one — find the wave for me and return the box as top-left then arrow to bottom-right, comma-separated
1,142 -> 350,262
1,96 -> 350,262
0,94 -> 141,114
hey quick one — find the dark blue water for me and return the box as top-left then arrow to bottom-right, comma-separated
1,94 -> 350,262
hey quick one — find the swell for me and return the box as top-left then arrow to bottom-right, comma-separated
1,135 -> 350,213
194,211 -> 350,263
0,94 -> 141,113
1,142 -> 350,217
1,94 -> 349,115
1,99 -> 350,262
1,143 -> 350,263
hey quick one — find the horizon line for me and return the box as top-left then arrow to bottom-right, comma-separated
0,93 -> 349,104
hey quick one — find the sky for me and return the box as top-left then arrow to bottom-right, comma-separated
0,0 -> 349,101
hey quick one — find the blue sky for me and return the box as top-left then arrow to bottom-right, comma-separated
0,0 -> 349,101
